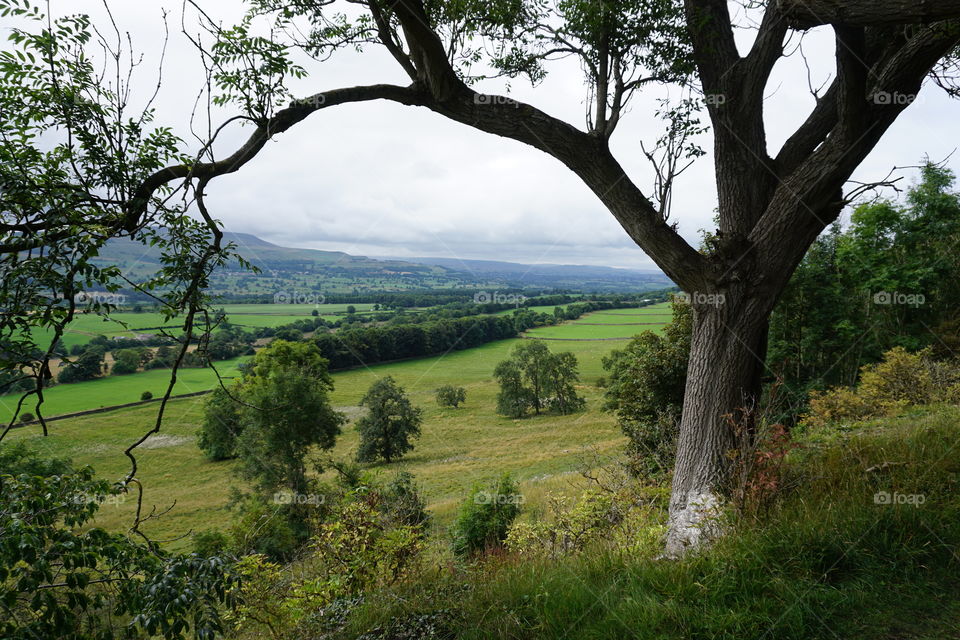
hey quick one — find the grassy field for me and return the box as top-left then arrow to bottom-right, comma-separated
32,303 -> 382,351
5,308 -> 672,551
0,358 -> 249,422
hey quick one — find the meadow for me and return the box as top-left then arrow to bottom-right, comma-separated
6,308 -> 669,552
32,303 -> 380,351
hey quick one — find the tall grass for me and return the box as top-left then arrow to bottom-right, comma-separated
341,406 -> 960,639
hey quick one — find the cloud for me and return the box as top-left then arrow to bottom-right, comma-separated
36,2 -> 960,270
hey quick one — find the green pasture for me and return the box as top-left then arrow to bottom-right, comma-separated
4,309 -> 672,550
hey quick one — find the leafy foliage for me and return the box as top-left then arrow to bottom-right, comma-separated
355,376 -> 423,464
435,384 -> 467,408
769,163 -> 960,411
451,473 -> 522,557
602,298 -> 691,476
493,341 -> 585,418
0,461 -> 237,639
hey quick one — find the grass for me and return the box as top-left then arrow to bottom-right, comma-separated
0,357 -> 248,423
339,404 -> 960,639
526,322 -> 663,340
5,309 -> 672,551
31,303 -> 382,351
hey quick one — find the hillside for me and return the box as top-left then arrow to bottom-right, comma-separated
383,255 -> 673,291
93,232 -> 673,296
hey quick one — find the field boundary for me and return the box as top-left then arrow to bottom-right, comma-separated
10,389 -> 215,429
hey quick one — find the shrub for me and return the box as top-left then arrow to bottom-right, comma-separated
506,490 -> 626,559
18,412 -> 34,424
227,488 -> 423,639
382,471 -> 430,529
192,529 -> 229,557
804,347 -> 960,428
435,384 -> 466,408
140,390 -> 153,402
451,473 -> 522,557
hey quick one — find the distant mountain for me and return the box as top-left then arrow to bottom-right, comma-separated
92,232 -> 673,295
382,256 -> 673,290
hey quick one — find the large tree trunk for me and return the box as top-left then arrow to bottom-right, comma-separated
664,287 -> 771,557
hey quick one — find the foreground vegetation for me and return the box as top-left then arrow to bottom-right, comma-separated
336,403 -> 960,639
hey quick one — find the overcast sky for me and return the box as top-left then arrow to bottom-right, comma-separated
29,2 -> 960,271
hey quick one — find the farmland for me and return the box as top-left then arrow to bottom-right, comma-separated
6,308 -> 672,551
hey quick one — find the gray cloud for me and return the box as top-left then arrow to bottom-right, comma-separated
36,2 -> 960,270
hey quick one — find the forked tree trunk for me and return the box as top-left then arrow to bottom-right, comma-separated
664,286 -> 771,557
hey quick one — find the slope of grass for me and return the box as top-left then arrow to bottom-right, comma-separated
340,404 -> 960,639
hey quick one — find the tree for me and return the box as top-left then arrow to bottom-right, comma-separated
545,351 -> 587,415
494,341 -> 586,418
112,348 -> 144,375
7,0 -> 960,555
57,347 -> 105,384
355,376 -> 422,464
196,386 -> 244,461
435,384 -> 467,408
493,359 -> 533,419
235,341 -> 345,496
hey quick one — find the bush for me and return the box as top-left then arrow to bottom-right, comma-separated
382,471 -> 430,529
506,490 -> 627,559
435,384 -> 466,408
451,473 -> 522,557
804,347 -> 960,429
18,412 -> 34,424
192,529 -> 229,557
227,488 -> 423,638
140,390 -> 153,402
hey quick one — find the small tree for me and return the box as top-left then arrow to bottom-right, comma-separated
236,341 -> 345,496
356,376 -> 422,464
435,384 -> 466,408
602,298 -> 692,477
452,473 -> 522,557
140,390 -> 153,402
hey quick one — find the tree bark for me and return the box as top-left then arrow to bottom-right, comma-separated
779,0 -> 960,28
664,285 -> 771,557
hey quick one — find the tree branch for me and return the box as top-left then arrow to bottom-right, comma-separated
780,0 -> 960,29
